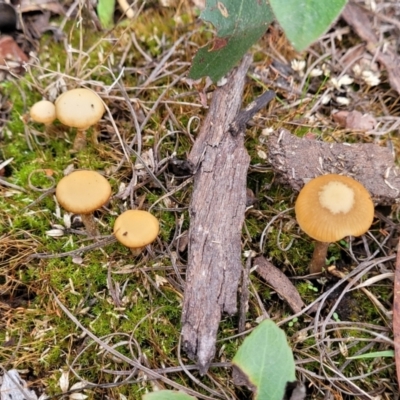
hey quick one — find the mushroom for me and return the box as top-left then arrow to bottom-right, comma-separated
55,88 -> 105,151
113,210 -> 159,256
295,174 -> 374,274
55,170 -> 111,237
30,100 -> 56,128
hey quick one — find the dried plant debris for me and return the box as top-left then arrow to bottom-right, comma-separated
0,369 -> 39,400
253,256 -> 305,314
342,2 -> 400,95
394,239 -> 400,387
267,128 -> 399,205
332,110 -> 377,131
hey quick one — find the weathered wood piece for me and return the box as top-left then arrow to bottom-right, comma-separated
267,128 -> 400,205
181,55 -> 270,374
253,256 -> 305,314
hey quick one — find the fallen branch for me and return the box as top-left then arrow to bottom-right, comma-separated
181,54 -> 274,373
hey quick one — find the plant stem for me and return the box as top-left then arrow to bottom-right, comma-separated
309,241 -> 330,274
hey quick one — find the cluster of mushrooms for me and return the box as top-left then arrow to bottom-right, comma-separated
30,89 -> 160,254
55,170 -> 160,254
29,88 -> 106,152
30,88 -> 375,271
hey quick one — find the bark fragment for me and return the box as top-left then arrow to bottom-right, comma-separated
267,128 -> 400,205
181,55 -> 275,374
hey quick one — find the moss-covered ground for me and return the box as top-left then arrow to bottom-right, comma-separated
0,3 -> 398,399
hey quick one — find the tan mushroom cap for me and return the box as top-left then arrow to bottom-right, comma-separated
30,100 -> 56,124
295,174 -> 374,242
55,88 -> 105,130
113,210 -> 159,248
56,170 -> 111,214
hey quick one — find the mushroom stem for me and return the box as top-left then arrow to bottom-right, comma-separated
80,213 -> 99,237
309,241 -> 330,274
129,247 -> 144,256
72,129 -> 87,152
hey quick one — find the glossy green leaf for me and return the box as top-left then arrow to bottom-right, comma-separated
269,0 -> 347,51
189,0 -> 273,82
143,390 -> 197,400
97,0 -> 116,29
232,319 -> 296,400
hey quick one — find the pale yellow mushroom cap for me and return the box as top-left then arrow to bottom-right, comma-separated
55,88 -> 105,130
30,100 -> 56,124
295,174 -> 374,242
56,170 -> 111,214
113,210 -> 159,249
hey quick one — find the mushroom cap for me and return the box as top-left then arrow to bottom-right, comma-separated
295,174 -> 374,242
113,210 -> 159,248
56,170 -> 111,214
55,88 -> 105,130
30,100 -> 56,124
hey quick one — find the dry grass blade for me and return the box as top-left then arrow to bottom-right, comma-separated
394,238 -> 400,391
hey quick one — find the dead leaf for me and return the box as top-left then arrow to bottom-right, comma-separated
59,369 -> 69,393
0,36 -> 28,65
253,256 -> 305,314
332,110 -> 377,131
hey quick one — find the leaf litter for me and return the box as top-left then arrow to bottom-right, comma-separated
0,0 -> 400,399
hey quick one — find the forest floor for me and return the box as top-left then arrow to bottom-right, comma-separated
0,0 -> 399,399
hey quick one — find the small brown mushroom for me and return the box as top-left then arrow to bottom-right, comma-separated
55,170 -> 111,237
295,174 -> 374,274
113,210 -> 159,256
30,100 -> 56,128
55,88 -> 105,151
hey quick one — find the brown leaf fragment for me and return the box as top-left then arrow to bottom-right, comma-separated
253,256 -> 304,314
0,36 -> 28,76
394,239 -> 400,390
331,110 -> 348,127
267,128 -> 400,205
345,110 -> 376,131
332,110 -> 376,131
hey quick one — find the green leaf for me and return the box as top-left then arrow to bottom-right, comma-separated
269,0 -> 347,51
97,0 -> 116,29
232,319 -> 296,400
143,390 -> 197,400
189,0 -> 274,82
347,350 -> 394,360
